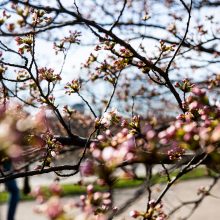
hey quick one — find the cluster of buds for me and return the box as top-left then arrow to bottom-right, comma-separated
77,185 -> 112,217
167,145 -> 185,160
130,200 -> 166,220
63,31 -> 81,44
158,86 -> 220,154
31,182 -> 62,202
113,57 -> 129,71
63,105 -> 75,117
159,40 -> 175,52
0,9 -> 16,32
53,31 -> 81,54
84,53 -> 97,68
15,35 -> 33,54
31,9 -> 52,26
102,40 -> 115,51
34,184 -> 114,220
88,57 -> 119,83
11,4 -> 30,27
119,47 -> 133,58
97,108 -> 121,128
38,67 -> 61,83
111,48 -> 133,71
16,69 -> 29,80
15,5 -> 29,17
65,79 -> 81,94
96,60 -> 114,73
38,94 -> 55,105
129,115 -> 141,134
40,132 -> 63,163
32,182 -> 69,220
90,128 -> 136,168
175,78 -> 195,93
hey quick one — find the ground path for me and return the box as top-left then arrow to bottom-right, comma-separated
1,178 -> 220,220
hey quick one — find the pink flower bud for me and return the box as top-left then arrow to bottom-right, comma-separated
80,195 -> 86,201
97,135 -> 105,141
183,133 -> 191,141
146,130 -> 156,140
105,129 -> 111,136
92,148 -> 102,159
149,199 -> 156,207
192,87 -> 206,96
129,210 -> 140,218
87,184 -> 94,194
189,101 -> 199,110
121,128 -> 129,136
103,199 -> 111,205
175,82 -> 180,87
90,142 -> 98,150
113,206 -> 118,212
93,192 -> 102,201
121,138 -> 135,152
166,125 -> 176,137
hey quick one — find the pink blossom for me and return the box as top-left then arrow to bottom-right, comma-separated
87,184 -> 94,194
158,131 -> 167,139
46,197 -> 63,219
103,199 -> 111,206
120,138 -> 135,152
102,147 -> 115,161
183,122 -> 196,133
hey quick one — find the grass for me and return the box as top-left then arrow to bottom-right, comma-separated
0,166 -> 209,204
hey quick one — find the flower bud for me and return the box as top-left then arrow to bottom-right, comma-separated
129,210 -> 140,218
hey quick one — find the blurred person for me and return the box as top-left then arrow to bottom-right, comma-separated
3,160 -> 20,220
